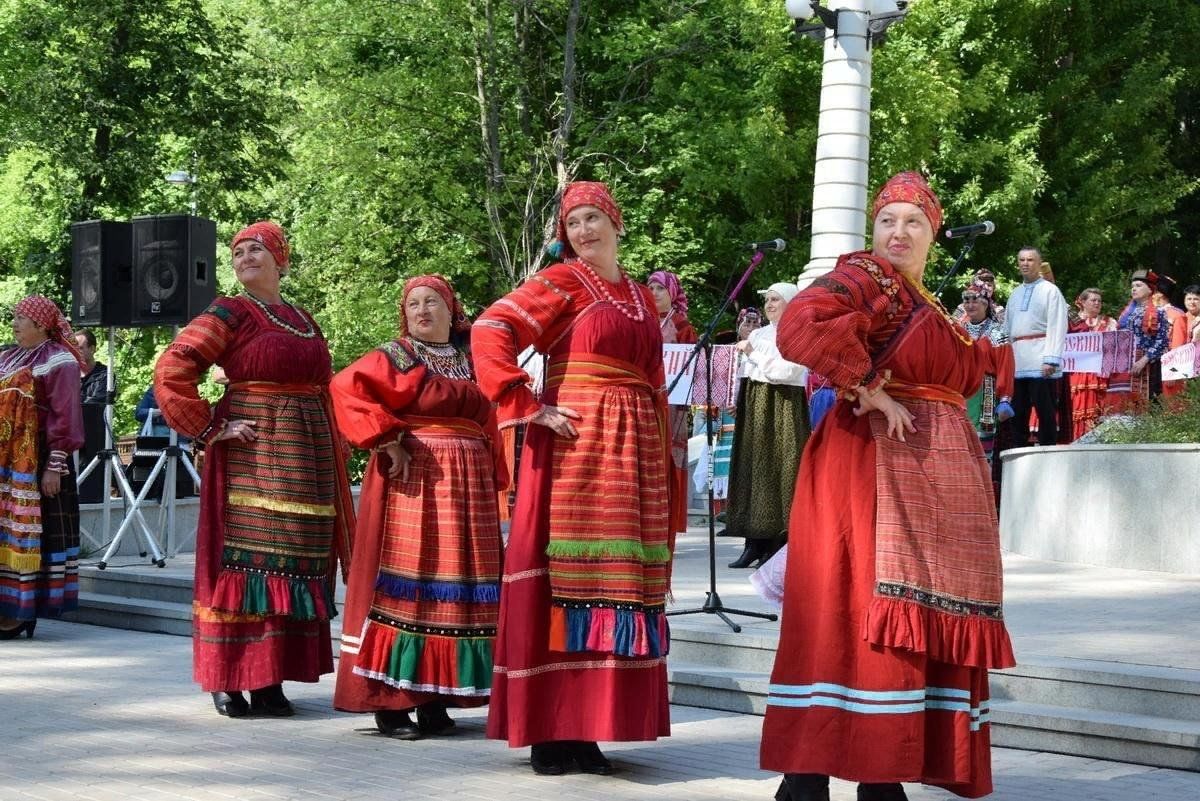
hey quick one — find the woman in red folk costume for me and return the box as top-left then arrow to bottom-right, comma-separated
473,181 -> 672,776
330,275 -> 507,740
760,173 -> 1015,801
648,270 -> 697,540
1067,288 -> 1116,440
0,296 -> 84,640
155,221 -> 354,718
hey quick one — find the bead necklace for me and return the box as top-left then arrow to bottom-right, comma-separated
902,274 -> 974,347
408,337 -> 473,381
572,258 -> 647,322
244,291 -> 317,339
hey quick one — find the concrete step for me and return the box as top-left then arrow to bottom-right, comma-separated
668,662 -> 768,716
77,565 -> 192,605
669,627 -> 779,674
991,657 -> 1200,722
67,592 -> 193,637
991,699 -> 1200,772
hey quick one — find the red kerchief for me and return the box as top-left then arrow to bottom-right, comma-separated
13,294 -> 84,367
872,171 -> 943,234
556,181 -> 624,258
401,274 -> 470,336
231,221 -> 291,269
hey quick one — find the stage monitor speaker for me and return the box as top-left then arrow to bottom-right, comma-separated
130,214 -> 217,326
70,220 -> 134,327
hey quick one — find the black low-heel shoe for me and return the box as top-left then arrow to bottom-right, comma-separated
416,702 -> 455,736
567,741 -> 613,775
211,691 -> 250,718
375,710 -> 421,740
249,684 -> 295,717
0,619 -> 35,640
777,773 -> 830,801
728,540 -> 761,569
530,742 -> 568,776
857,782 -> 907,801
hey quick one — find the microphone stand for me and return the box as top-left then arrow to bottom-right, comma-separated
932,234 -> 982,301
666,249 -> 778,632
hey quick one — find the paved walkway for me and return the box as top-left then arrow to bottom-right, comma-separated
5,620 -> 1200,801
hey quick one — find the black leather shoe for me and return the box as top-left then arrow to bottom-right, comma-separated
530,742 -> 568,775
249,684 -> 295,717
0,619 -> 35,640
211,691 -> 250,718
857,783 -> 907,801
567,741 -> 613,775
416,702 -> 456,736
777,773 -> 830,801
727,541 -> 758,569
375,709 -> 421,740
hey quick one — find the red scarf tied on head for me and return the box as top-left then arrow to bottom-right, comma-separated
13,295 -> 85,368
399,274 -> 471,338
556,181 -> 624,259
872,171 -> 944,234
647,270 -> 689,316
231,221 -> 291,271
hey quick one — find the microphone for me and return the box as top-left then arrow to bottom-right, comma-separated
747,238 -> 787,253
944,221 -> 995,240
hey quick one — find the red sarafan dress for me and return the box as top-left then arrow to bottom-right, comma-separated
759,252 -> 1015,799
1067,314 -> 1116,440
473,260 -> 672,747
155,295 -> 355,692
659,309 -> 697,539
330,338 -> 507,712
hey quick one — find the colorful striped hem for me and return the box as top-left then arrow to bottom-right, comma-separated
374,574 -> 499,604
767,682 -> 990,731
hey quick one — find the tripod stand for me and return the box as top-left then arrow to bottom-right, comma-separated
666,249 -> 779,632
76,328 -> 167,568
120,411 -> 203,558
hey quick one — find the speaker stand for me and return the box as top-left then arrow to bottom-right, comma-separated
75,329 -> 167,569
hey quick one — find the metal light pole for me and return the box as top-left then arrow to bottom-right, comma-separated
165,168 -> 198,216
787,1 -> 909,284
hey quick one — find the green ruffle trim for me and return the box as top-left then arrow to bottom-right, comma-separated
356,627 -> 493,694
210,568 -> 338,622
546,538 -> 672,564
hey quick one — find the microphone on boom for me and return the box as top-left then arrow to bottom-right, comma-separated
944,221 -> 996,240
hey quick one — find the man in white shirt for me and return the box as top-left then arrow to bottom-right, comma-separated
1003,247 -> 1069,446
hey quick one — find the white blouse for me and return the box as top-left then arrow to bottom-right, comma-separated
741,324 -> 807,387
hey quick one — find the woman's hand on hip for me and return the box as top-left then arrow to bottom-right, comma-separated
852,387 -> 915,442
215,419 -> 257,443
383,440 -> 412,481
532,405 -> 582,439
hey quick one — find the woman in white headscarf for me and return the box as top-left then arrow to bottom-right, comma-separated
724,282 -> 810,569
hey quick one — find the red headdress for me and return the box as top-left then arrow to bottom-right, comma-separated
400,274 -> 470,338
13,295 -> 85,367
647,270 -> 689,316
872,171 -> 943,234
231,221 -> 291,271
555,181 -> 624,259
1130,268 -> 1159,293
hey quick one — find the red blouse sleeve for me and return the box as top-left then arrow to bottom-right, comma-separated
330,345 -> 427,450
153,299 -> 239,442
472,264 -> 578,425
41,350 -> 85,454
675,313 -> 698,345
990,341 -> 1015,400
776,253 -> 902,395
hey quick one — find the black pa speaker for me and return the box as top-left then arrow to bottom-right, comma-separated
70,220 -> 134,327
130,214 -> 217,326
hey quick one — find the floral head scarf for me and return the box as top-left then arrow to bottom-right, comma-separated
231,221 -> 291,272
647,270 -> 688,316
13,295 -> 85,367
556,181 -> 624,259
872,171 -> 943,234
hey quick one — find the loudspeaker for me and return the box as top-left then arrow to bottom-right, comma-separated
125,438 -> 197,500
70,220 -> 134,327
130,214 -> 217,326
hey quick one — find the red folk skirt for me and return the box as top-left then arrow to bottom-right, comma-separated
486,358 -> 672,747
335,419 -> 501,712
759,402 -> 998,799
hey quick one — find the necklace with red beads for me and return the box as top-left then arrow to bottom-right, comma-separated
572,258 -> 647,322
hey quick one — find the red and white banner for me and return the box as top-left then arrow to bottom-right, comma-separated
1061,330 -> 1134,376
663,343 -> 741,407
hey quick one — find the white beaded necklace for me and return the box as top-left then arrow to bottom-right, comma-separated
244,291 -> 317,339
573,258 -> 647,322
